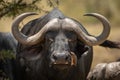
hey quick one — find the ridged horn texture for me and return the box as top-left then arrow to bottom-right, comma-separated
12,12 -> 60,45
63,13 -> 110,46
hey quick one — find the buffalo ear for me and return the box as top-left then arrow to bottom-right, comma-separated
76,41 -> 88,57
100,40 -> 120,49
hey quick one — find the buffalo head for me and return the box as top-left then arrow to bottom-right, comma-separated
11,9 -> 110,80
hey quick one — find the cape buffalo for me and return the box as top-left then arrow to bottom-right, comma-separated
0,32 -> 17,52
11,8 -> 120,80
0,32 -> 17,80
87,62 -> 120,80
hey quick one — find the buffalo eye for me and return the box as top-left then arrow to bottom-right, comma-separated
45,36 -> 54,43
48,38 -> 54,43
68,38 -> 76,42
64,31 -> 77,42
48,37 -> 54,41
45,31 -> 57,42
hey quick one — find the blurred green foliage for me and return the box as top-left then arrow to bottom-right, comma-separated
0,50 -> 15,61
0,50 -> 15,80
0,0 -> 59,19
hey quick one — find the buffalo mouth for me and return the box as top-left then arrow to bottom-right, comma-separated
52,62 -> 71,70
50,52 -> 77,70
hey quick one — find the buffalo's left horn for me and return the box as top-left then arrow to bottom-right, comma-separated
64,13 -> 110,46
82,13 -> 111,46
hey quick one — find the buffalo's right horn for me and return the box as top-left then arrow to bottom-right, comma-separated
12,12 -> 60,45
12,12 -> 39,45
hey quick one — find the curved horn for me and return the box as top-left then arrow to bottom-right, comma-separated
12,12 -> 60,45
12,12 -> 38,45
82,13 -> 111,46
63,13 -> 110,46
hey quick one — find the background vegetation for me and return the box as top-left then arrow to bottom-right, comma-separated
0,0 -> 120,68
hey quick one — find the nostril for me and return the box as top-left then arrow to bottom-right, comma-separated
65,56 -> 69,60
65,55 -> 71,61
53,54 -> 57,60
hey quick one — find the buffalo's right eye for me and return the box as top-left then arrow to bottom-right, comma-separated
48,38 -> 54,42
45,31 -> 57,41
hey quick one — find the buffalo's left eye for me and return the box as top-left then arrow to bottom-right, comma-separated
68,39 -> 76,42
65,31 -> 77,42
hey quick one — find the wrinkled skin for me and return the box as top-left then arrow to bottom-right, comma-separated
87,62 -> 120,80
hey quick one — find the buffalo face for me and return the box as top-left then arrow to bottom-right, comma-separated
45,29 -> 78,70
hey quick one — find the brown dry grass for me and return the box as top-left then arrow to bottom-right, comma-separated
86,24 -> 120,68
